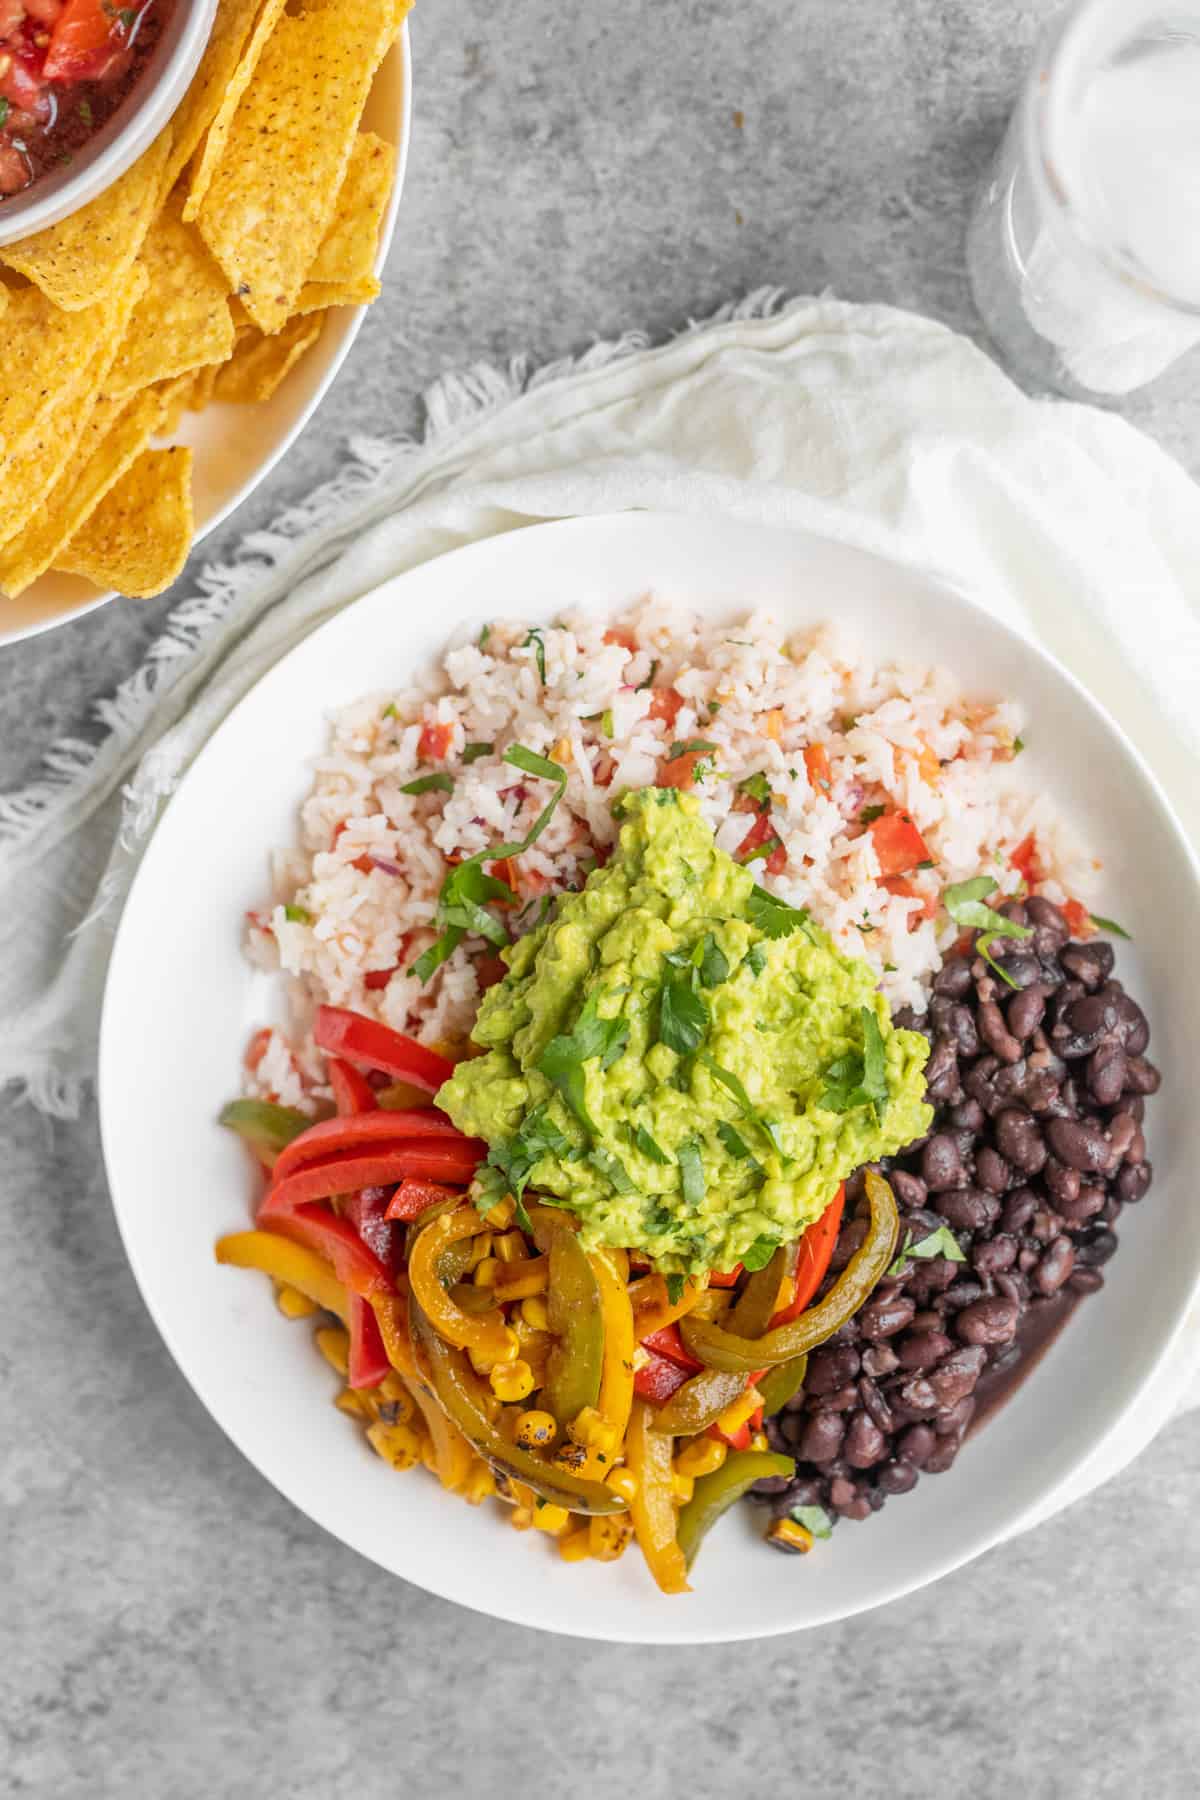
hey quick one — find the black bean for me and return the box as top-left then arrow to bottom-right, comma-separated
828,1476 -> 858,1509
1043,1157 -> 1081,1205
1046,1116 -> 1113,1173
998,898 -> 1029,927
798,1412 -> 846,1463
750,1472 -> 795,1498
1068,1268 -> 1105,1295
834,1493 -> 873,1522
1060,941 -> 1114,989
830,1217 -> 868,1271
978,999 -> 1023,1063
1035,1235 -> 1076,1295
896,1423 -> 937,1467
1026,895 -> 1069,945
938,1187 -> 999,1232
996,951 -> 1042,991
877,1459 -> 919,1495
1109,991 -> 1150,1057
844,1410 -> 888,1469
1074,1226 -> 1118,1268
1116,1160 -> 1152,1204
858,1376 -> 896,1435
896,1329 -> 953,1371
939,1276 -> 985,1313
1007,984 -> 1047,1042
858,1294 -> 917,1340
947,1098 -> 986,1133
860,1343 -> 900,1378
956,1296 -> 1019,1345
889,1168 -> 928,1209
921,1131 -> 968,1192
995,1108 -> 1048,1174
934,1395 -> 977,1436
1056,1184 -> 1106,1226
928,1345 -> 987,1407
933,959 -> 973,998
908,1309 -> 944,1332
905,1256 -> 963,1301
1124,1056 -> 1161,1096
805,1344 -> 862,1395
1087,1041 -> 1127,1106
973,1234 -> 1017,1277
923,1036 -> 962,1103
1000,1186 -> 1038,1234
922,1436 -> 961,1474
1031,1208 -> 1063,1244
896,1375 -> 938,1414
975,1146 -> 1012,1193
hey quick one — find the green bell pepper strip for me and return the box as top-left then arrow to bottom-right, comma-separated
755,1353 -> 809,1417
728,1241 -> 798,1338
530,1205 -> 603,1427
680,1170 -> 899,1372
220,1098 -> 312,1162
652,1365 -> 750,1436
409,1302 -> 625,1515
675,1449 -> 795,1569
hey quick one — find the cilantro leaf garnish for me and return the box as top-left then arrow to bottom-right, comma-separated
887,1226 -> 967,1277
738,835 -> 784,867
536,995 -> 628,1134
1089,913 -> 1131,940
942,877 -> 1033,992
859,804 -> 887,823
738,772 -> 771,806
283,903 -> 313,925
665,1273 -> 686,1305
716,1119 -> 760,1167
475,1102 -> 573,1228
700,1053 -> 788,1160
587,1146 -> 638,1194
695,933 -> 730,988
818,1007 -> 890,1119
461,742 -> 494,763
677,1140 -> 705,1208
400,772 -> 454,796
523,627 -> 547,684
747,884 -> 811,940
636,659 -> 660,692
667,738 -> 718,759
635,1124 -> 669,1164
659,968 -> 709,1056
744,943 -> 767,977
741,1235 -> 778,1273
791,1504 -> 833,1540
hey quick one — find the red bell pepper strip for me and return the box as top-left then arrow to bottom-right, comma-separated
383,1177 -> 463,1222
329,1058 -> 376,1115
257,1196 -> 393,1297
314,1006 -> 455,1093
869,810 -> 932,877
265,1143 -> 484,1214
633,1352 -> 690,1404
708,1417 -> 752,1451
347,1291 -> 391,1389
641,1324 -> 704,1372
771,1184 -> 845,1326
707,1265 -> 743,1288
343,1186 -> 400,1270
272,1107 -> 471,1181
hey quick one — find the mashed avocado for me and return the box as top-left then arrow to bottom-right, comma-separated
437,789 -> 931,1274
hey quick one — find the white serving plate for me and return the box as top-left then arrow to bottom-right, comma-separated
0,24 -> 412,649
98,513 -> 1200,1644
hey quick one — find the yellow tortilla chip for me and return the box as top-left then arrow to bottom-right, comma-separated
308,133 -> 395,287
211,312 -> 324,405
291,276 -> 381,317
0,132 -> 171,312
161,0 -> 266,193
0,388 -> 165,598
107,193 -> 236,400
57,448 -> 194,599
0,268 -> 147,551
196,0 -> 396,333
0,275 -> 139,478
182,0 -> 288,224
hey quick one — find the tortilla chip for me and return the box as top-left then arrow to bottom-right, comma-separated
308,133 -> 395,287
0,132 -> 170,312
210,312 -> 324,405
196,0 -> 396,333
153,371 -> 199,438
0,268 -> 147,551
0,275 -> 139,479
291,276 -> 381,317
161,0 -> 266,193
107,193 -> 236,400
0,388 -> 165,598
57,448 -> 194,598
182,0 -> 288,224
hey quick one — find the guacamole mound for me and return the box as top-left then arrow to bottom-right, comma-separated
437,789 -> 932,1274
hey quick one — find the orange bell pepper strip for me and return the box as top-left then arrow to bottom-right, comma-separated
406,1206 -> 510,1361
626,1399 -> 690,1594
628,1271 -> 709,1339
592,1250 -> 636,1448
214,1230 -> 349,1323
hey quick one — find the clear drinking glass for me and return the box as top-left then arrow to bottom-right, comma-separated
967,0 -> 1200,398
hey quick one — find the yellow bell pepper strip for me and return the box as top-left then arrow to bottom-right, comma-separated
679,1170 -> 899,1372
729,1241 -> 799,1338
406,1206 -> 512,1362
371,1290 -> 419,1380
675,1448 -> 795,1570
215,1230 -> 348,1323
409,1303 -> 626,1515
652,1365 -> 750,1437
591,1249 -> 635,1447
530,1205 -> 604,1428
399,1366 -> 475,1492
219,1098 -> 311,1166
625,1398 -> 690,1594
756,1352 -> 809,1417
628,1271 -> 709,1339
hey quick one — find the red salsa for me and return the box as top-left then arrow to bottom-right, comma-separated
0,0 -> 173,199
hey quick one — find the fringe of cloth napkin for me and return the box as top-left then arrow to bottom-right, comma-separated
0,291 -> 1197,1506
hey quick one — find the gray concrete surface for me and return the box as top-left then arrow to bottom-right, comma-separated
2,1 -> 1197,1794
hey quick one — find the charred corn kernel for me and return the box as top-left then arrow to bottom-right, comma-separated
763,707 -> 785,741
473,1256 -> 499,1289
366,1420 -> 422,1471
567,1406 -> 620,1457
520,1294 -> 551,1333
469,1326 -> 521,1375
462,1461 -> 497,1506
466,1232 -> 494,1270
515,1409 -> 558,1449
714,1385 -> 763,1439
494,1231 -> 527,1264
605,1466 -> 639,1504
373,1390 -> 416,1428
335,1388 -> 368,1419
588,1512 -> 634,1562
532,1502 -> 571,1535
275,1283 -> 318,1319
766,1516 -> 814,1554
490,1358 -> 535,1402
675,1436 -> 727,1479
479,1193 -> 515,1228
509,1505 -> 535,1532
314,1325 -> 350,1375
558,1527 -> 592,1563
749,1431 -> 769,1453
551,736 -> 572,766
670,1471 -> 695,1505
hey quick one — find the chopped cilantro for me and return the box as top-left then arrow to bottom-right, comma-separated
859,804 -> 887,823
716,1120 -> 761,1169
476,1102 -> 572,1223
741,1235 -> 777,1273
635,1124 -> 669,1164
659,968 -> 709,1056
677,1140 -> 705,1208
1089,913 -> 1131,940
887,1226 -> 967,1277
536,995 -> 629,1134
695,933 -> 730,988
791,1504 -> 833,1540
700,1053 -> 787,1159
738,772 -> 772,806
667,738 -> 718,759
587,1146 -> 638,1194
1013,735 -> 1025,754
600,709 -> 615,737
400,772 -> 454,796
744,943 -> 767,977
665,1273 -> 686,1305
636,659 -> 660,692
747,884 -> 811,940
942,876 -> 1033,992
738,836 -> 783,866
461,741 -> 494,763
818,1006 -> 890,1119
478,623 -> 491,647
283,904 -> 313,925
523,628 -> 547,684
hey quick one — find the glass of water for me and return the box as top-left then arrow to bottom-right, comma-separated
967,0 -> 1200,398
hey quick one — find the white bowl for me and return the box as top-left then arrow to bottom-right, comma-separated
0,0 -> 219,248
97,513 -> 1200,1644
0,19 -> 411,648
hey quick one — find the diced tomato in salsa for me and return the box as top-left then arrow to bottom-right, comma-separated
418,720 -> 455,761
869,809 -> 932,877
